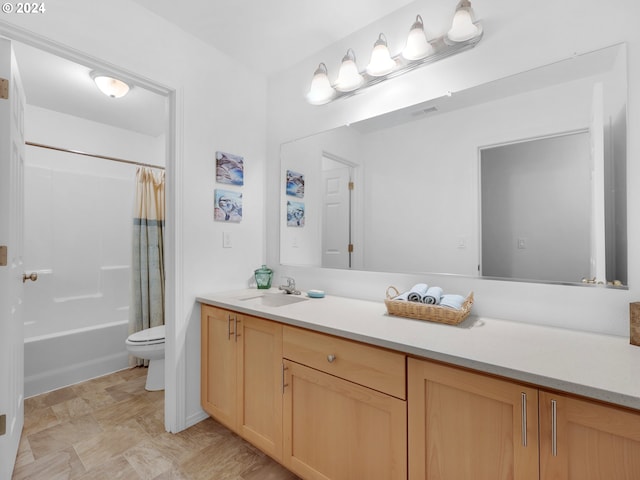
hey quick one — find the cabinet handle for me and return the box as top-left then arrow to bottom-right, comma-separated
521,392 -> 527,447
551,399 -> 558,456
327,354 -> 336,363
227,315 -> 233,340
281,363 -> 289,394
234,317 -> 241,342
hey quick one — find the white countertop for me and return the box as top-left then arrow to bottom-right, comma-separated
197,288 -> 640,410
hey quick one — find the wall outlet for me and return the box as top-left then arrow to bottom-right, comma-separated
517,237 -> 527,249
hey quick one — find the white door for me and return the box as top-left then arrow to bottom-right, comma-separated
0,37 -> 26,479
321,160 -> 352,269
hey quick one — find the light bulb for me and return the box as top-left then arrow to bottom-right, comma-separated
305,63 -> 336,105
366,33 -> 396,77
92,73 -> 130,98
335,49 -> 364,92
402,15 -> 434,61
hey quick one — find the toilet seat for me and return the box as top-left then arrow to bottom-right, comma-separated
126,325 -> 165,346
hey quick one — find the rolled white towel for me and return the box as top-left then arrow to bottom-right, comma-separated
407,283 -> 428,302
393,291 -> 410,301
440,294 -> 466,310
422,286 -> 443,304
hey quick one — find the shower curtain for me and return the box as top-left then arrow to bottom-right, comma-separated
129,167 -> 165,364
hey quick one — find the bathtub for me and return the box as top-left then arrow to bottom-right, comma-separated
23,266 -> 132,398
24,320 -> 130,398
23,153 -> 142,398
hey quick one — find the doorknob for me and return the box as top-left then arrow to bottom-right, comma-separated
22,272 -> 38,283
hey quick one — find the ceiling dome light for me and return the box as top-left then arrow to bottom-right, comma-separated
305,63 -> 336,105
91,72 -> 131,98
402,15 -> 434,61
366,33 -> 396,77
447,0 -> 480,43
335,49 -> 364,92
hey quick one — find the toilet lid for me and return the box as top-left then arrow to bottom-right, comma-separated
128,325 -> 165,343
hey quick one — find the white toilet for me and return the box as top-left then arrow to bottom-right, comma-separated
125,324 -> 165,391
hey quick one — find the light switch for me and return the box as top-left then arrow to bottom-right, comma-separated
517,238 -> 527,249
223,232 -> 232,248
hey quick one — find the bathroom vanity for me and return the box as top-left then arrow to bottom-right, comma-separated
198,290 -> 640,480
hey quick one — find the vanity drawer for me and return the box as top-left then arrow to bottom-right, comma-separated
283,326 -> 406,399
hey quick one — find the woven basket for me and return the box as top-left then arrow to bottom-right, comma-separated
385,286 -> 473,325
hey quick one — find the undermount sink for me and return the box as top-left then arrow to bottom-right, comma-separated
239,293 -> 308,307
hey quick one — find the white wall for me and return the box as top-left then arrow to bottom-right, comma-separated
1,0 -> 267,431
267,0 -> 640,336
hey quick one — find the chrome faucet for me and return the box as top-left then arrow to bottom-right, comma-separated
279,277 -> 301,295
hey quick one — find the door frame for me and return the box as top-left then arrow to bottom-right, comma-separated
0,23 -> 185,433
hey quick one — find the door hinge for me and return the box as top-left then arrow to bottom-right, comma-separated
348,181 -> 354,190
0,78 -> 8,100
0,414 -> 6,436
0,246 -> 6,266
348,243 -> 354,253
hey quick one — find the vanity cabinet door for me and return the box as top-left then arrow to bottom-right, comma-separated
236,315 -> 283,461
282,359 -> 407,480
201,305 -> 284,460
408,358 -> 539,480
540,391 -> 640,479
201,305 -> 237,430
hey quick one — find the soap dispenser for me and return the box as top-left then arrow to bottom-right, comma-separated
254,264 -> 273,289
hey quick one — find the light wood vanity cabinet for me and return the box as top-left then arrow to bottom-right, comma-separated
201,301 -> 640,480
539,391 -> 640,480
409,357 -> 640,480
200,305 -> 283,460
282,326 -> 407,480
408,358 -> 539,480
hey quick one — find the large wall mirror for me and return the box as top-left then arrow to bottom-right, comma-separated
280,43 -> 627,287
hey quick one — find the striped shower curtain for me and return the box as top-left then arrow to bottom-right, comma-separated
129,167 -> 165,364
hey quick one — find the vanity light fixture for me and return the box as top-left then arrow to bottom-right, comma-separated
90,71 -> 131,98
335,49 -> 365,92
402,15 -> 434,61
366,33 -> 396,77
305,1 -> 483,105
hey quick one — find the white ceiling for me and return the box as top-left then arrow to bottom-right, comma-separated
13,41 -> 167,137
12,0 -> 414,138
130,0 -> 415,76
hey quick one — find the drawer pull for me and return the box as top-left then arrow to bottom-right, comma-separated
327,354 -> 336,363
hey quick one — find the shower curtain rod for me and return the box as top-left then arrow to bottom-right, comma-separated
25,141 -> 165,171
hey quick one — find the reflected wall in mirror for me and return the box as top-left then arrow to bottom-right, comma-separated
280,43 -> 627,287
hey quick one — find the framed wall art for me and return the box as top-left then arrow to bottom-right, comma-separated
214,189 -> 243,222
216,151 -> 244,186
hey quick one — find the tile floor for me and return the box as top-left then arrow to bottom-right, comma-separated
12,367 -> 300,479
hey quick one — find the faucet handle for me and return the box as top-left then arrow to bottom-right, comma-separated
283,276 -> 296,287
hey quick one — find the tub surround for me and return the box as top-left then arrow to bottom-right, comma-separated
198,288 -> 640,411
